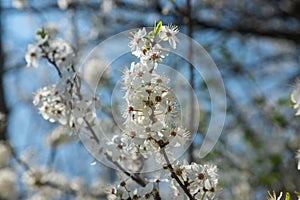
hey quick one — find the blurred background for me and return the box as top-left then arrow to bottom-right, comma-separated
0,0 -> 299,199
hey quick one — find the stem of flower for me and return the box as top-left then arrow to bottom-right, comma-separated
161,147 -> 195,200
105,153 -> 147,187
41,46 -> 62,78
83,117 -> 100,144
200,191 -> 206,200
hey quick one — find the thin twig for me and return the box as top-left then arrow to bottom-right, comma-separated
105,153 -> 147,187
161,148 -> 195,200
41,46 -> 62,78
83,117 -> 100,144
8,142 -> 31,171
149,136 -> 195,199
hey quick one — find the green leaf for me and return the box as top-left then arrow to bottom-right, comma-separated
37,28 -> 47,39
154,21 -> 163,36
285,192 -> 291,200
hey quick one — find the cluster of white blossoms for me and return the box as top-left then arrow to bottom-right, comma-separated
26,28 -> 99,134
27,22 -> 218,199
122,23 -> 189,158
26,28 -> 73,71
170,163 -> 218,199
105,22 -> 218,200
33,85 -> 68,125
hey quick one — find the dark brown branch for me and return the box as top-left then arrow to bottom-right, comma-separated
105,153 -> 147,187
186,0 -> 195,163
41,47 -> 62,78
0,1 -> 9,141
161,148 -> 195,200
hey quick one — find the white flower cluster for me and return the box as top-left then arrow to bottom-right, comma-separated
27,29 -> 99,133
106,22 -> 218,200
121,23 -> 189,159
27,22 -> 218,199
32,78 -> 95,131
108,182 -> 156,200
33,85 -> 68,125
171,162 -> 218,199
26,27 -> 73,72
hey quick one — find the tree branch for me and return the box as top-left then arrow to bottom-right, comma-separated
161,148 -> 195,200
105,153 -> 147,187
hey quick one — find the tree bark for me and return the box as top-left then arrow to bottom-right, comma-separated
0,1 -> 9,141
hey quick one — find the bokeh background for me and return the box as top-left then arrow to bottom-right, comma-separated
0,0 -> 299,199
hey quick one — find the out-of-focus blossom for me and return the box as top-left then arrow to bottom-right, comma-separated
23,168 -> 68,199
0,142 -> 10,168
102,0 -> 113,13
57,0 -> 73,10
82,59 -> 110,88
291,85 -> 300,115
296,149 -> 300,170
45,126 -> 72,147
43,23 -> 59,37
0,168 -> 17,200
25,44 -> 41,68
12,0 -> 26,9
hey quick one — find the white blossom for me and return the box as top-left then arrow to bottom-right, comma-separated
159,25 -> 179,49
291,85 -> 300,116
129,28 -> 147,57
48,38 -> 74,70
25,44 -> 41,67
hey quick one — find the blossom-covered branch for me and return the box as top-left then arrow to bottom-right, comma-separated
26,22 -> 219,199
